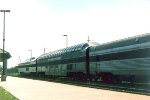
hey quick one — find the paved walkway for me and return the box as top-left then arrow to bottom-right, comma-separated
0,76 -> 150,100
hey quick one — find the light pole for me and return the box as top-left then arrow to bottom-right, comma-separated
63,35 -> 68,48
44,48 -> 46,54
29,50 -> 32,60
0,10 -> 10,81
18,56 -> 21,64
87,35 -> 90,42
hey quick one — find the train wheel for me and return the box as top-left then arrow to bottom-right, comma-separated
100,73 -> 114,83
77,72 -> 85,81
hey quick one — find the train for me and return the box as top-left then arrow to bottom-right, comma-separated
17,33 -> 150,83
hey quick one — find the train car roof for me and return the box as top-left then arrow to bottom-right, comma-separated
38,42 -> 99,60
17,57 -> 36,67
91,33 -> 150,51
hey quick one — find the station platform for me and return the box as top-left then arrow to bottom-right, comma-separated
0,76 -> 149,100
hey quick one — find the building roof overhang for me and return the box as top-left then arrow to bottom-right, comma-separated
0,49 -> 11,62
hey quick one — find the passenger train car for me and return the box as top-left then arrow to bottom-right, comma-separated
17,34 -> 150,83
89,34 -> 150,83
17,42 -> 99,80
17,57 -> 37,75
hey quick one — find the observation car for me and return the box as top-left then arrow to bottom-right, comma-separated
17,42 -> 99,79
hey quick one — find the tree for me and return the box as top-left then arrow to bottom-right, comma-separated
7,67 -> 19,76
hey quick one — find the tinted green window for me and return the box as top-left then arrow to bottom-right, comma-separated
26,67 -> 29,71
67,64 -> 73,70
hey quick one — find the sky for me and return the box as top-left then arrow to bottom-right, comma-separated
0,0 -> 150,68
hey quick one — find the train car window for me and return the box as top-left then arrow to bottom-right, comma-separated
67,48 -> 69,52
70,47 -> 73,52
46,66 -> 48,69
70,48 -> 72,52
50,66 -> 53,68
46,55 -> 49,58
64,48 -> 67,53
72,48 -> 75,52
78,48 -> 81,50
57,51 -> 60,55
58,51 -> 61,55
26,67 -> 29,71
58,51 -> 60,55
55,65 -> 58,68
69,48 -> 71,52
135,38 -> 139,42
96,55 -> 99,61
67,64 -> 73,70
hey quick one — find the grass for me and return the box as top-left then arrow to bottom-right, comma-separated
0,86 -> 18,100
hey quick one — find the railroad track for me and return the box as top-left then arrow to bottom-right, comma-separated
17,76 -> 150,96
47,78 -> 150,96
84,82 -> 150,96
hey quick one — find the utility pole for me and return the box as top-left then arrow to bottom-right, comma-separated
87,35 -> 94,43
63,35 -> 68,48
87,35 -> 90,42
29,50 -> 32,60
18,56 -> 21,64
0,10 -> 10,81
44,48 -> 46,54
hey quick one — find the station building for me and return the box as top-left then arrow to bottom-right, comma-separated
0,48 -> 11,81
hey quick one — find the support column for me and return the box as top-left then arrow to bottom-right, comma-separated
1,59 -> 7,81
